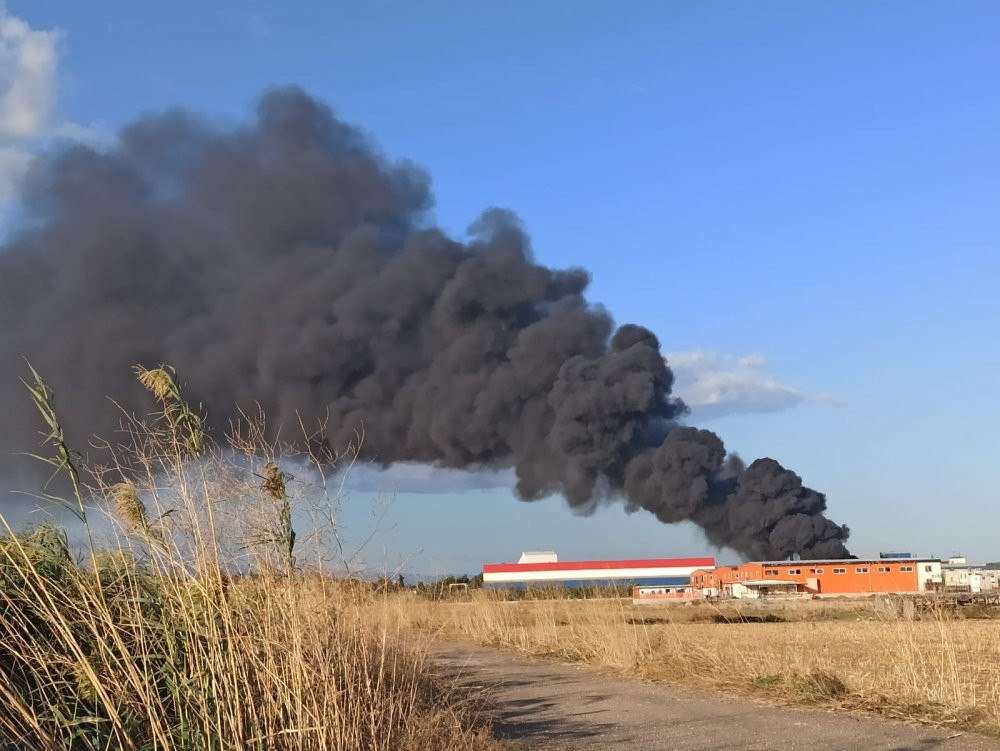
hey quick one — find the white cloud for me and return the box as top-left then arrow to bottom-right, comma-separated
0,6 -> 104,218
666,350 -> 840,420
0,5 -> 58,205
0,7 -> 59,138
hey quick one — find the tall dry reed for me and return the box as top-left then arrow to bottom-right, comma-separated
0,364 -> 501,751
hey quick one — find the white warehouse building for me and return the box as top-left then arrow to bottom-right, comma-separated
942,557 -> 1000,593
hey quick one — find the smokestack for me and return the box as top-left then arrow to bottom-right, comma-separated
0,88 -> 849,560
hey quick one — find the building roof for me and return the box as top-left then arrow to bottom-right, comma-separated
518,551 -> 558,564
483,557 -> 715,574
752,558 -> 937,566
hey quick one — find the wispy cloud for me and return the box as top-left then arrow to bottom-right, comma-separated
344,463 -> 516,495
666,350 -> 840,420
244,11 -> 272,40
0,144 -> 28,202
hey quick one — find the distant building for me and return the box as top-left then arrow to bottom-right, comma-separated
486,550 -> 973,602
687,558 -> 943,599
482,553 -> 714,589
942,556 -> 1000,593
632,585 -> 695,604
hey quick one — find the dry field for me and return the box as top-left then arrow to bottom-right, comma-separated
390,593 -> 1000,735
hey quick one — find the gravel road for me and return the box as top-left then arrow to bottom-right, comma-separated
433,643 -> 1000,751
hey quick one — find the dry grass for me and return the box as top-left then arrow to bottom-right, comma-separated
0,365 -> 504,751
392,594 -> 1000,735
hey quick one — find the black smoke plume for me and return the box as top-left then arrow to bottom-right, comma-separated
0,88 -> 850,560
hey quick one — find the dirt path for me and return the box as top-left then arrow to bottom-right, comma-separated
433,643 -> 1000,751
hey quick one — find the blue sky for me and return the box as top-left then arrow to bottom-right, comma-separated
4,2 -> 999,573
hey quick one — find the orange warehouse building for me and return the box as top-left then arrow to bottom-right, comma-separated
689,558 -> 943,598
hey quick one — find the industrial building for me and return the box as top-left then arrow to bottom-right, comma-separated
631,557 -> 945,602
482,551 -> 714,589
686,558 -> 943,599
483,551 -> 993,602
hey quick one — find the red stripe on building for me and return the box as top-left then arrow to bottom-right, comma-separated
482,557 -> 715,574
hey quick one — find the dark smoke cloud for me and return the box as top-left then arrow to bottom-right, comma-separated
0,88 -> 850,560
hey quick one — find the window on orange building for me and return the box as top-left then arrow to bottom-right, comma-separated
788,569 -> 801,575
900,566 -> 914,572
810,568 -> 824,574
765,569 -> 779,576
877,566 -> 890,573
833,568 -> 846,574
856,567 -> 869,574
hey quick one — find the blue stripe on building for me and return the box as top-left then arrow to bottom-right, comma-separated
484,576 -> 690,589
